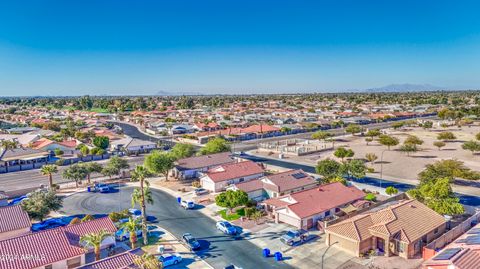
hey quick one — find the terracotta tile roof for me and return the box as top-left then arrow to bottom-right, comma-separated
78,249 -> 144,269
234,179 -> 264,192
262,198 -> 291,208
204,161 -> 264,183
0,205 -> 31,234
453,249 -> 480,269
285,183 -> 365,219
261,170 -> 317,192
175,152 -> 235,170
0,217 -> 116,269
327,200 -> 446,243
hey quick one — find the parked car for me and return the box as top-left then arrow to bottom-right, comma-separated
194,188 -> 208,196
115,228 -> 143,241
158,253 -> 182,267
182,233 -> 201,250
180,200 -> 195,209
216,221 -> 237,235
128,208 -> 141,216
94,183 -> 110,193
280,229 -> 309,246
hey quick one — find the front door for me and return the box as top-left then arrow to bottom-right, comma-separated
306,218 -> 313,229
376,238 -> 385,252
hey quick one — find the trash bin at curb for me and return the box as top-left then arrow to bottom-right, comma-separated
87,186 -> 91,192
157,245 -> 165,254
263,248 -> 270,257
177,197 -> 181,203
274,252 -> 283,261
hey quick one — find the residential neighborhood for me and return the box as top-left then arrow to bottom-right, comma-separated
1,92 -> 480,269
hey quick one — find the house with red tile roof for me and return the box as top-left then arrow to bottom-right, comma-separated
262,182 -> 365,229
200,160 -> 265,193
229,169 -> 318,201
422,222 -> 480,269
0,205 -> 31,241
326,199 -> 446,258
77,248 -> 144,269
31,138 -> 78,152
0,217 -> 117,269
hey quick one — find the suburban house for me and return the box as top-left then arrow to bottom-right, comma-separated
110,137 -> 157,154
0,147 -> 50,173
262,182 -> 366,229
78,248 -> 144,269
172,152 -> 236,180
422,222 -> 480,269
200,160 -> 265,192
0,205 -> 31,241
31,138 -> 78,152
325,199 -> 447,258
0,217 -> 117,269
229,169 -> 318,201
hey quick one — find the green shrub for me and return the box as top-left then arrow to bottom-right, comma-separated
365,193 -> 377,202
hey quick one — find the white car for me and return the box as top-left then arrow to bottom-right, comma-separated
180,200 -> 195,209
158,253 -> 182,267
216,221 -> 237,235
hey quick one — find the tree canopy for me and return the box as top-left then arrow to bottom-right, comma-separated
378,134 -> 399,150
171,143 -> 195,159
215,190 -> 249,212
21,190 -> 62,221
144,151 -> 175,180
199,137 -> 231,155
93,136 -> 110,149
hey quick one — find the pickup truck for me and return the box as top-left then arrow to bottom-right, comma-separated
280,229 -> 309,246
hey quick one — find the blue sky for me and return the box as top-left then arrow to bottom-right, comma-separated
0,0 -> 480,96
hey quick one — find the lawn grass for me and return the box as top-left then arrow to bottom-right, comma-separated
218,208 -> 245,221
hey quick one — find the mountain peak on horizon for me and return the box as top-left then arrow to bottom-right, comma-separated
365,83 -> 447,92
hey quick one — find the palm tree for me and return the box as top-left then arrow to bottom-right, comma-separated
40,164 -> 58,190
82,162 -> 103,184
0,139 -> 18,150
130,165 -> 153,246
365,153 -> 378,168
80,229 -> 112,261
134,253 -> 162,269
121,217 -> 142,248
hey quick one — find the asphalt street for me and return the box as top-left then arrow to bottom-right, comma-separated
0,156 -> 144,197
61,186 -> 292,269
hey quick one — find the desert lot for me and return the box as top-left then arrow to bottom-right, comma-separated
259,124 -> 480,185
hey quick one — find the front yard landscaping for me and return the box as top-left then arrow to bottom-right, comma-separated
218,208 -> 245,221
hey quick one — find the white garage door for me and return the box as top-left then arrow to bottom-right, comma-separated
278,213 -> 301,228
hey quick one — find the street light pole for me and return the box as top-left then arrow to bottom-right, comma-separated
379,149 -> 387,188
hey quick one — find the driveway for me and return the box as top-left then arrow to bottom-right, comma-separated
60,186 -> 292,269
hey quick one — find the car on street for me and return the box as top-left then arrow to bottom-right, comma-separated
194,188 -> 208,196
224,265 -> 243,269
115,228 -> 143,241
128,208 -> 141,216
180,200 -> 195,209
158,253 -> 182,267
280,229 -> 309,246
182,233 -> 201,250
94,183 -> 111,193
216,221 -> 237,235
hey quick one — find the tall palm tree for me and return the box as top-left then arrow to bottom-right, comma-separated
134,253 -> 162,269
121,217 -> 142,249
0,139 -> 18,150
80,229 -> 112,261
40,164 -> 58,190
130,165 -> 153,245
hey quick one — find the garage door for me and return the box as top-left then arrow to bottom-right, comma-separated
278,213 -> 301,228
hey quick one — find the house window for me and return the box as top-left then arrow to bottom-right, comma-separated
239,178 -> 244,182
324,211 -> 330,217
396,240 -> 405,253
434,228 -> 439,234
67,257 -> 81,268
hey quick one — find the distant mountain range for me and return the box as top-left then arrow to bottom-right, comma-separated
363,83 -> 449,93
155,90 -> 202,96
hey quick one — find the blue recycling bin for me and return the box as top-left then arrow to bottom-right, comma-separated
87,186 -> 91,192
274,252 -> 282,261
263,248 -> 270,257
177,197 -> 182,203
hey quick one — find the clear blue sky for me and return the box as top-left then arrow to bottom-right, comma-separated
1,0 -> 480,96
